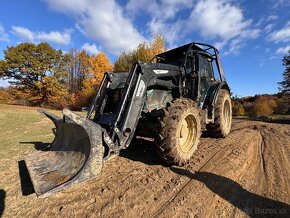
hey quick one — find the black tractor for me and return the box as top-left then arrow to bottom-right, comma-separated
25,42 -> 232,197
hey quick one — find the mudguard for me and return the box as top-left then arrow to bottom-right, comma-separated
25,109 -> 104,197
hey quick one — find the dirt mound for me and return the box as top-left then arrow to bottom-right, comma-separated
3,119 -> 290,217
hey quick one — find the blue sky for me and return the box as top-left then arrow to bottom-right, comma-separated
0,0 -> 290,96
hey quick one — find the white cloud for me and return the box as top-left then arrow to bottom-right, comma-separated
127,0 -> 259,54
45,0 -> 145,54
36,29 -> 72,45
126,0 -> 194,47
269,25 -> 290,43
12,26 -> 34,42
12,26 -> 72,45
0,23 -> 9,42
46,0 -> 89,14
267,15 -> 279,21
265,24 -> 275,34
256,15 -> 279,28
126,0 -> 192,21
276,45 -> 290,54
223,38 -> 244,55
148,18 -> 185,46
44,0 -> 259,55
271,0 -> 290,8
189,0 -> 250,40
81,43 -> 100,55
188,0 -> 260,54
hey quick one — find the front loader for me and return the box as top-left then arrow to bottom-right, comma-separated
25,42 -> 232,197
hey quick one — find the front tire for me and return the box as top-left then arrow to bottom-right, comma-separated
155,99 -> 201,165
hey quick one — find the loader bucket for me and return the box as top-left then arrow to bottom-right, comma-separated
25,109 -> 104,197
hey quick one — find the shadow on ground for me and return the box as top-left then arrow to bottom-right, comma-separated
171,167 -> 290,217
269,118 -> 290,124
120,137 -> 168,167
235,117 -> 290,125
19,141 -> 50,150
0,189 -> 5,217
18,160 -> 35,196
19,128 -> 55,151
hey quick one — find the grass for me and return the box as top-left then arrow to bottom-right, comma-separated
0,104 -> 56,155
0,104 -> 61,215
0,104 -> 87,162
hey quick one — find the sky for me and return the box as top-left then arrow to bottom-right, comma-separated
0,0 -> 289,97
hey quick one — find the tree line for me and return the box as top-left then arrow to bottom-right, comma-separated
0,35 -> 165,110
232,51 -> 290,117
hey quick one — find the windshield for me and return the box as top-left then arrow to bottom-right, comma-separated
157,55 -> 185,67
155,43 -> 191,67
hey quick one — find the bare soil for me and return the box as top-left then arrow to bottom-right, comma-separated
1,116 -> 290,217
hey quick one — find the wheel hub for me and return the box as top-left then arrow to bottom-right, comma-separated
179,114 -> 197,153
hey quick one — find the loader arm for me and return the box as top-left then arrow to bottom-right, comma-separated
88,62 -> 181,157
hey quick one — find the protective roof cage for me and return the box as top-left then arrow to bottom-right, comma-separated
156,42 -> 225,82
156,42 -> 219,60
190,42 -> 219,57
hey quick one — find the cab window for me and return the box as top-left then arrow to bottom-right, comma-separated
185,57 -> 193,74
199,56 -> 213,78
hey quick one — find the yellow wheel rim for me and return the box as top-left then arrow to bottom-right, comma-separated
223,100 -> 231,130
179,114 -> 197,153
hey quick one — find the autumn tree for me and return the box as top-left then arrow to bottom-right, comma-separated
232,101 -> 245,116
149,34 -> 166,58
74,52 -> 113,108
114,34 -> 166,72
0,87 -> 14,104
89,52 -> 113,84
0,42 -> 70,107
251,95 -> 278,117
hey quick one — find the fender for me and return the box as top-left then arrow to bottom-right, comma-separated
203,81 -> 230,120
212,81 -> 230,105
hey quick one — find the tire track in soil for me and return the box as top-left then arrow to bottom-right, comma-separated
152,128 -> 260,217
153,122 -> 290,217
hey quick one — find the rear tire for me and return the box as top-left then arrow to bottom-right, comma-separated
207,89 -> 232,137
155,99 -> 201,166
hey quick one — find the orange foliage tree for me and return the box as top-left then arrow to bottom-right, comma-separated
0,87 -> 14,104
232,101 -> 245,116
252,96 -> 278,117
75,52 -> 113,108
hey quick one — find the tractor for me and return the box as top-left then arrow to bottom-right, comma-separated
25,42 -> 232,197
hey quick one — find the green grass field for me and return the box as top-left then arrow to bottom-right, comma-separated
0,104 -> 60,156
0,104 -> 87,166
0,104 -> 57,162
0,104 -> 59,214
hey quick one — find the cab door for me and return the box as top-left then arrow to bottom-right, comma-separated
197,55 -> 214,104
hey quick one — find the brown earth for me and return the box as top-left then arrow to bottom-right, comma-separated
1,118 -> 290,217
